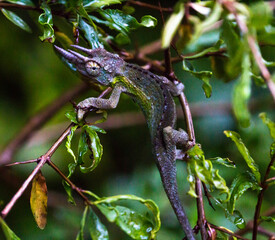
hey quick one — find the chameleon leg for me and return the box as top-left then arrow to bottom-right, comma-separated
159,126 -> 195,239
77,85 -> 124,120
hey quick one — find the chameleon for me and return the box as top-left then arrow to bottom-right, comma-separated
54,45 -> 196,240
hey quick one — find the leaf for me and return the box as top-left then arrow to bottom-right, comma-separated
140,15 -> 157,28
228,171 -> 261,214
97,205 -> 154,240
232,53 -> 252,128
97,9 -> 156,37
65,110 -> 78,124
76,206 -> 88,240
259,113 -> 275,141
221,20 -> 243,80
260,216 -> 275,223
30,171 -> 47,229
1,9 -> 31,32
191,2 -> 222,44
209,157 -> 236,168
224,131 -> 261,183
79,125 -> 104,173
62,180 -> 76,205
249,2 -> 272,30
87,207 -> 109,240
162,2 -> 184,48
182,60 -> 212,98
66,125 -> 78,162
5,0 -> 34,6
213,198 -> 246,230
0,218 -> 21,240
187,145 -> 230,200
94,195 -> 160,239
78,17 -> 103,49
185,39 -> 223,60
84,0 -> 122,11
38,2 -> 55,43
270,142 -> 275,159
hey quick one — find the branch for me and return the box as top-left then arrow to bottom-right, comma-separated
0,88 -> 111,218
252,153 -> 275,240
209,223 -> 249,240
0,82 -> 89,166
222,0 -> 275,103
127,0 -> 173,12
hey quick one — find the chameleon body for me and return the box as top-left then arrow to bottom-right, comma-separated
54,45 -> 195,240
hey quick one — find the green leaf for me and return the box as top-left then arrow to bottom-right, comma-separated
213,198 -> 246,230
97,9 -> 156,38
182,60 -> 212,98
209,157 -> 236,168
249,2 -> 272,30
187,145 -> 230,200
66,125 -> 78,162
270,142 -> 275,159
65,110 -> 78,124
224,131 -> 261,183
1,9 -> 31,32
260,216 -> 275,223
87,207 -> 109,240
77,131 -> 89,165
94,195 -> 160,238
259,113 -> 275,141
97,204 -> 155,240
30,171 -> 47,229
228,171 -> 261,214
84,0 -> 122,11
185,40 -> 223,60
0,217 -> 21,240
79,125 -> 104,173
232,53 -> 251,128
221,20 -> 243,80
140,15 -> 157,28
38,2 -> 55,43
162,2 -> 184,48
62,180 -> 76,205
5,0 -> 34,6
191,2 -> 222,44
94,110 -> 108,124
78,17 -> 103,49
76,206 -> 89,240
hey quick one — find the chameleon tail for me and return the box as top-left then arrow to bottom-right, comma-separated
157,159 -> 196,240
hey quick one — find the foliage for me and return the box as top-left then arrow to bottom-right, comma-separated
0,0 -> 274,240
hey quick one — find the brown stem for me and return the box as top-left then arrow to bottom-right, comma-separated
0,156 -> 48,218
252,154 -> 275,240
209,223 -> 249,240
222,0 -> 275,103
5,159 -> 39,167
47,160 -> 90,204
0,89 -> 111,218
0,82 -> 89,165
127,0 -> 173,12
0,2 -> 38,11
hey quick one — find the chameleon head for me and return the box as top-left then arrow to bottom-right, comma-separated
54,45 -> 123,86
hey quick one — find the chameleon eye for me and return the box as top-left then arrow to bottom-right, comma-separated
85,61 -> 100,76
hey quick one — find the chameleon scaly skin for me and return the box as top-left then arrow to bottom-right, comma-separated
54,45 -> 195,240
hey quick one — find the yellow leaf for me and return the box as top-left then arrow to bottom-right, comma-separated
30,170 -> 47,229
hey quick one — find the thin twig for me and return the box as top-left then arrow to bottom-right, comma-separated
0,89 -> 111,218
5,159 -> 39,167
127,0 -> 173,12
252,154 -> 275,240
222,0 -> 275,102
47,160 -> 90,204
209,223 -> 249,240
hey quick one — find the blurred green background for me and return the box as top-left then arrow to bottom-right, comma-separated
0,4 -> 274,240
